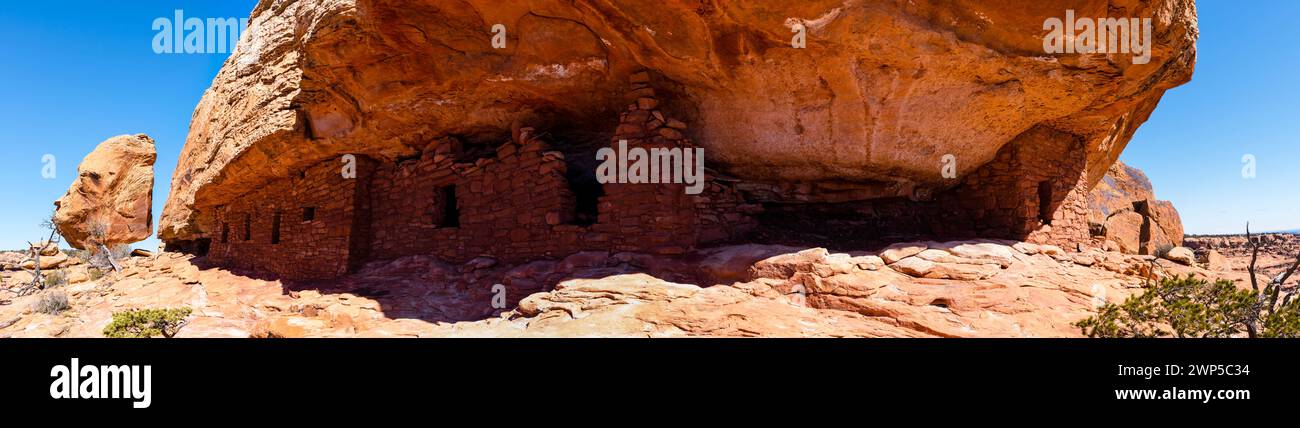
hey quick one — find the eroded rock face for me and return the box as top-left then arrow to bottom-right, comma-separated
1088,161 -> 1183,254
54,134 -> 156,250
160,0 -> 1198,244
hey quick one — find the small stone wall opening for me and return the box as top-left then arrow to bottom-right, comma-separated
271,211 -> 282,244
302,207 -> 316,222
439,185 -> 460,228
242,214 -> 252,241
1037,181 -> 1053,225
221,223 -> 230,244
567,173 -> 604,226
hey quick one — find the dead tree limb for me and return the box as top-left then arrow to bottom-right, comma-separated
98,243 -> 121,272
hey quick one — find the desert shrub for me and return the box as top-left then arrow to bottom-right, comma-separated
108,244 -> 133,260
1076,275 -> 1300,338
44,269 -> 67,287
103,307 -> 193,338
33,291 -> 70,315
87,268 -> 104,281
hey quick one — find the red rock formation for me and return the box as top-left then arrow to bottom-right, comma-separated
53,134 -> 156,250
1087,161 -> 1184,254
159,0 -> 1197,276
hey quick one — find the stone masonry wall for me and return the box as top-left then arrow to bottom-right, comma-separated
207,158 -> 375,279
202,72 -> 757,279
940,125 -> 1092,247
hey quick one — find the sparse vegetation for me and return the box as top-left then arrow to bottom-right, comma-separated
33,291 -> 70,315
14,211 -> 63,295
102,307 -> 193,338
1077,224 -> 1300,338
87,268 -> 104,282
44,269 -> 67,287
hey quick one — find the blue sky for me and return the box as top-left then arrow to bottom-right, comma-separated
0,1 -> 256,250
1119,1 -> 1300,235
0,1 -> 1295,250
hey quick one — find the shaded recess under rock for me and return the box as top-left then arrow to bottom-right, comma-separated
158,0 -> 1198,280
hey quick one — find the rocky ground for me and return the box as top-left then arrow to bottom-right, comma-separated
0,239 -> 1258,338
1185,233 -> 1300,280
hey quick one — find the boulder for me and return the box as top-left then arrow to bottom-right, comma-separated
31,241 -> 60,257
1103,211 -> 1145,255
0,252 -> 24,270
1089,162 -> 1185,254
20,252 -> 69,270
53,134 -> 156,250
880,242 -> 928,264
1162,247 -> 1196,266
1202,250 -> 1229,272
694,245 -> 804,285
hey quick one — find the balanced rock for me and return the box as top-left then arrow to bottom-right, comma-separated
53,134 -> 156,250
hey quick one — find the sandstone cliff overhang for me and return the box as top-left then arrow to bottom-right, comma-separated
160,0 -> 1198,243
54,134 -> 157,250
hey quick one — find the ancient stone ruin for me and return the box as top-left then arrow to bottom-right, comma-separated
204,76 -> 756,279
159,0 -> 1198,280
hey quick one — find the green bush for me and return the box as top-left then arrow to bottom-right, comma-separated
103,307 -> 193,338
33,291 -> 70,315
1076,275 -> 1300,338
87,268 -> 104,281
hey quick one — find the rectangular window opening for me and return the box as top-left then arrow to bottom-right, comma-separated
440,185 -> 460,228
1037,181 -> 1054,225
271,212 -> 282,244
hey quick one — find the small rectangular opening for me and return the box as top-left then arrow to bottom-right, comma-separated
567,172 -> 603,226
440,185 -> 460,227
243,214 -> 252,241
1037,181 -> 1053,225
302,207 -> 316,222
271,212 -> 282,244
221,223 -> 230,244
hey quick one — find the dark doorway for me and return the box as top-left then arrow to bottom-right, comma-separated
1037,181 -> 1053,225
567,172 -> 604,226
271,212 -> 282,244
440,185 -> 460,227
